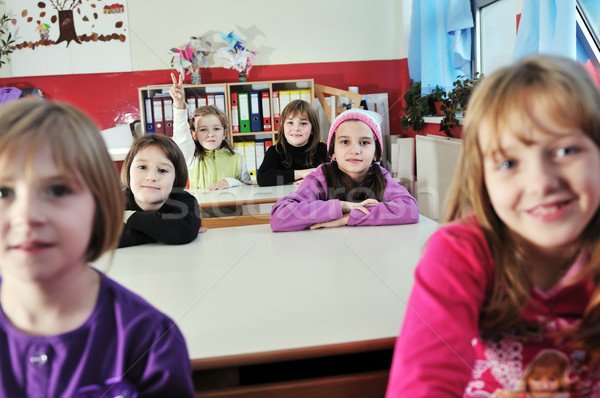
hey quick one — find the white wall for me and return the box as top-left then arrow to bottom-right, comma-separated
125,0 -> 403,71
0,0 -> 406,76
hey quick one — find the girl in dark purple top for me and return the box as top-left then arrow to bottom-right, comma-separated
0,99 -> 195,397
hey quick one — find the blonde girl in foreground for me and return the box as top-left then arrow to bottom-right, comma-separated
387,55 -> 600,396
0,99 -> 195,396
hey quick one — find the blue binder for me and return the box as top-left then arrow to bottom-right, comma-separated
249,91 -> 262,132
144,97 -> 154,133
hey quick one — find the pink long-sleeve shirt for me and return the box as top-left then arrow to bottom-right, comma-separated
269,164 -> 419,231
386,219 -> 600,397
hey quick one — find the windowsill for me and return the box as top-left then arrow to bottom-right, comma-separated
423,116 -> 465,125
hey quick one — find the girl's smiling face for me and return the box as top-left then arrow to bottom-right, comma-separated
129,145 -> 175,211
283,113 -> 312,147
482,126 -> 600,257
0,143 -> 95,284
193,114 -> 225,151
527,366 -> 562,393
331,120 -> 377,181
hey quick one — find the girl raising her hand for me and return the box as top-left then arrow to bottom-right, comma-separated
170,72 -> 251,190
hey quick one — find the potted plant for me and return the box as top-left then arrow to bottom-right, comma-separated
439,73 -> 482,137
401,82 -> 446,133
428,85 -> 446,115
0,13 -> 15,68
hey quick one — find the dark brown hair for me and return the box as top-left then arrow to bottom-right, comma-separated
121,134 -> 189,189
276,99 -> 321,168
323,122 -> 385,201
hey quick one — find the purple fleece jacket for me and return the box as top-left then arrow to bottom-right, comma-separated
270,163 -> 419,231
0,274 -> 195,398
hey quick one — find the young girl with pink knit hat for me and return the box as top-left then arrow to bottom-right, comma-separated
270,108 -> 419,231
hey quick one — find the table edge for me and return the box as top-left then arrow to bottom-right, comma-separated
190,337 -> 397,370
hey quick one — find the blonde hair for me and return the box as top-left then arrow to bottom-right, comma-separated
519,350 -> 570,392
189,105 -> 234,159
0,99 -> 124,262
445,55 -> 600,346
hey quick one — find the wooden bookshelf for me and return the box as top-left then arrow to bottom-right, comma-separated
137,79 -> 314,144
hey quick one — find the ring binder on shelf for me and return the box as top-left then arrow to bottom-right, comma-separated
144,97 -> 154,133
152,96 -> 165,135
231,92 -> 240,133
238,92 -> 251,133
250,91 -> 262,132
261,91 -> 272,131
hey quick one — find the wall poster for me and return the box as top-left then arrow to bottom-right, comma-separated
6,0 -> 131,76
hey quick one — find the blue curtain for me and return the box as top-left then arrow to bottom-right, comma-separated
408,0 -> 474,94
513,0 -> 576,60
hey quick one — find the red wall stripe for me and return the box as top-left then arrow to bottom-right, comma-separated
0,60 -> 411,135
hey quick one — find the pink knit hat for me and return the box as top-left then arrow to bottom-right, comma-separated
327,108 -> 383,151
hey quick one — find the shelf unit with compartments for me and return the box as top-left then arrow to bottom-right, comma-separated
138,79 -> 314,144
138,79 -> 314,182
138,83 -> 228,138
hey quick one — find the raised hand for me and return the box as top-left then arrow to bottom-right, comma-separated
169,72 -> 186,109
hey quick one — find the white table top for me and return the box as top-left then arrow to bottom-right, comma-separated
93,215 -> 438,366
109,147 -> 129,162
187,184 -> 297,208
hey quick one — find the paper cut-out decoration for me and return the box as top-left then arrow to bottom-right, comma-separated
216,30 -> 258,77
36,24 -> 50,40
7,0 -> 131,76
12,1 -> 128,49
170,34 -> 214,80
103,4 -> 125,14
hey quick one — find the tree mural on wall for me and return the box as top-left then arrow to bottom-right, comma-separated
51,0 -> 81,46
12,0 -> 126,50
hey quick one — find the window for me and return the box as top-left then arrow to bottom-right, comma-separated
474,0 -> 517,75
474,0 -> 600,76
577,0 -> 600,69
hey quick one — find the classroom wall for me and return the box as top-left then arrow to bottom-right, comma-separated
0,1 -> 410,133
127,0 -> 404,69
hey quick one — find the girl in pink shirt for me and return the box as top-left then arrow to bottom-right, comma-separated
387,55 -> 600,396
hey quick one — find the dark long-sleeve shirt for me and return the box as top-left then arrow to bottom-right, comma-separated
257,142 -> 329,186
118,188 -> 201,248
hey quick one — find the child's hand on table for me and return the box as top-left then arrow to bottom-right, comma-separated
207,179 -> 229,191
340,199 -> 378,215
310,214 -> 350,229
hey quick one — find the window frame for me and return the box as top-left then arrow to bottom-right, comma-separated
473,0 -> 600,75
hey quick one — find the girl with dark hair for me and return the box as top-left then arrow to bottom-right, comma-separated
270,108 -> 418,231
257,99 -> 328,186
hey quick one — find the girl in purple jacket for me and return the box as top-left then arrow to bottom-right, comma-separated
0,99 -> 195,397
270,108 -> 419,231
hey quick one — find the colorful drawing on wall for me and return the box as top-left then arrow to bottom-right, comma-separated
6,0 -> 131,77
